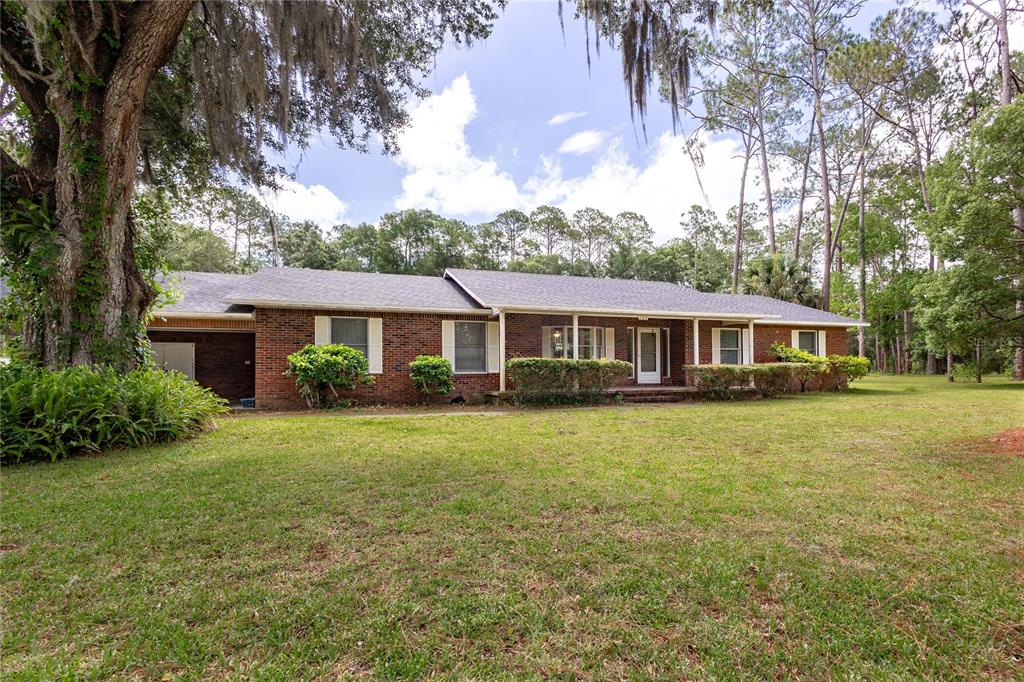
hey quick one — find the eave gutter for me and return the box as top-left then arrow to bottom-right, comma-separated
151,311 -> 255,320
754,319 -> 870,328
490,305 -> 778,320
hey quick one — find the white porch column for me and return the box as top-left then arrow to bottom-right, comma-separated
747,319 -> 755,364
498,309 -> 506,392
572,313 -> 579,359
692,319 -> 700,365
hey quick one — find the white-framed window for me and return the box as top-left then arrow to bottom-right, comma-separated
718,328 -> 742,365
796,330 -> 818,355
454,321 -> 487,373
544,326 -> 606,359
331,317 -> 369,357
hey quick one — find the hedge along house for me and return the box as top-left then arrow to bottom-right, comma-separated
150,267 -> 867,408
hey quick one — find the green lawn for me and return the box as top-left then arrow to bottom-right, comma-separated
3,375 -> 1023,679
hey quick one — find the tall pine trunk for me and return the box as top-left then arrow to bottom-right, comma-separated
810,43 -> 833,311
732,127 -> 754,294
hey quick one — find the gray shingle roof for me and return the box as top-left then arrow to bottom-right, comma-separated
156,272 -> 254,316
223,267 -> 487,313
445,268 -> 863,325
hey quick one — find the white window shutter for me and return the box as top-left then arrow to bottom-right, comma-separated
664,327 -> 671,376
711,328 -> 722,365
368,318 -> 383,373
542,327 -> 552,358
742,328 -> 752,364
817,330 -> 827,357
314,316 -> 331,345
486,321 -> 500,373
604,327 -> 615,359
791,329 -> 800,348
441,320 -> 455,365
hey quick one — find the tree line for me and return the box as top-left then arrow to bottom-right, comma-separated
1,0 -> 1020,381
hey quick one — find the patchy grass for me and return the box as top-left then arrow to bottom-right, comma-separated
2,375 -> 1023,679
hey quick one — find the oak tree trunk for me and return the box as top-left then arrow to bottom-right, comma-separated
1,2 -> 194,370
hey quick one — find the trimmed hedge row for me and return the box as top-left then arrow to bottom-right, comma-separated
505,358 -> 632,402
1,360 -> 229,464
682,351 -> 871,400
682,363 -> 809,400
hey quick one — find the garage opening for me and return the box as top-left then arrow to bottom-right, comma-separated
147,330 -> 255,402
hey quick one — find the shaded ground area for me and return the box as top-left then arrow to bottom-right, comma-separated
2,375 -> 1022,679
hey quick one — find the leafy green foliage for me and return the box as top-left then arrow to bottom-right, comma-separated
769,343 -> 871,390
742,254 -> 819,306
285,344 -> 374,408
409,355 -> 454,396
505,358 -> 632,403
826,355 -> 871,387
770,342 -> 824,365
0,359 -> 228,464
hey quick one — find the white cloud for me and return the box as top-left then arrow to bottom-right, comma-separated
253,176 -> 348,229
556,129 -> 609,155
548,111 -> 587,126
527,131 -> 789,242
393,74 -> 522,215
390,74 -> 786,240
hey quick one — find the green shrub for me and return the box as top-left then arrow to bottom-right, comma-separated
285,344 -> 374,408
505,358 -> 632,403
770,342 -> 824,365
409,355 -> 454,395
770,342 -> 869,391
682,365 -> 753,400
825,355 -> 871,389
750,364 -> 799,398
1,360 -> 229,464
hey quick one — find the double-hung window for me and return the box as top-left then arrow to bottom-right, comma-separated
796,330 -> 818,355
718,328 -> 741,365
454,321 -> 487,373
331,317 -> 369,357
545,326 -> 605,359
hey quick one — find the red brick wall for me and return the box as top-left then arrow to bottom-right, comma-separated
695,321 -> 849,364
255,308 -> 498,408
147,330 -> 255,401
253,307 -> 855,407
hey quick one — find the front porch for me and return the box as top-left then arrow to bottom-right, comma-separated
497,311 -> 760,392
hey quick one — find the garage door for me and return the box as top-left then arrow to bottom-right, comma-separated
152,342 -> 195,379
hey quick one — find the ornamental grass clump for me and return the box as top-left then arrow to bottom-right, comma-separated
285,344 -> 374,408
0,359 -> 228,464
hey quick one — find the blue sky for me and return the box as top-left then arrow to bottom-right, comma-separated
264,1 -> 720,242
259,1 -> 1018,244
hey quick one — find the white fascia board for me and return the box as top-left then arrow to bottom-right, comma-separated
442,270 -> 489,309
497,305 -> 779,321
754,318 -> 870,328
153,311 -> 255,320
223,298 -> 492,315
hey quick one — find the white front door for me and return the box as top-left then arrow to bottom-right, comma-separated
152,342 -> 195,379
636,328 -> 660,384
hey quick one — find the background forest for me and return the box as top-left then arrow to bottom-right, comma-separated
3,0 -> 1022,379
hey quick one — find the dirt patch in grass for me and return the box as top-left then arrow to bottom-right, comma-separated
965,427 -> 1024,457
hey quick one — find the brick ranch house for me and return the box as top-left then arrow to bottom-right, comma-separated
149,268 -> 867,408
